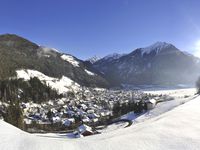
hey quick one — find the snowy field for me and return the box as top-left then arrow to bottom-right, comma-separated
122,94 -> 197,124
16,69 -> 80,94
143,87 -> 196,98
132,87 -> 197,123
1,89 -> 200,149
97,121 -> 130,133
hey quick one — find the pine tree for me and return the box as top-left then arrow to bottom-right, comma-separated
4,101 -> 24,129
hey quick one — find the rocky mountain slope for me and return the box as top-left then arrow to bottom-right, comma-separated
93,42 -> 200,86
0,34 -> 109,88
1,34 -> 199,88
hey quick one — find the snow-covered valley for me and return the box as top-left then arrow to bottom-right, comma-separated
1,90 -> 200,150
0,34 -> 199,150
1,2 -> 200,149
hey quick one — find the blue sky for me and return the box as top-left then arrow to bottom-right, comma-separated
1,0 -> 200,59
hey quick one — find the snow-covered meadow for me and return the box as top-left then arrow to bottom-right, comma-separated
16,69 -> 80,94
143,87 -> 196,98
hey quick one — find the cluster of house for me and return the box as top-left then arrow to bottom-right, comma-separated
20,87 -> 160,133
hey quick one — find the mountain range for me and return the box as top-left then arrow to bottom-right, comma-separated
0,33 -> 199,89
92,42 -> 200,86
0,34 -> 109,88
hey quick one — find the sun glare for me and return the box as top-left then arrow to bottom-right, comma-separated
194,40 -> 200,58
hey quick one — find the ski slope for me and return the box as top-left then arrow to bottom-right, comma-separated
1,96 -> 200,150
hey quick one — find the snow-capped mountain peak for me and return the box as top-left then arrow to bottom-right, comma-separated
140,42 -> 174,56
102,53 -> 125,62
104,53 -> 124,59
86,55 -> 101,64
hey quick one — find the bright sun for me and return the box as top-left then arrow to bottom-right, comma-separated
194,40 -> 200,58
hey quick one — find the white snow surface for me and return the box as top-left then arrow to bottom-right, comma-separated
1,95 -> 200,150
84,69 -> 95,76
99,122 -> 129,133
102,53 -> 125,62
61,54 -> 80,67
143,88 -> 196,98
86,55 -> 101,64
16,69 -> 80,94
141,42 -> 172,55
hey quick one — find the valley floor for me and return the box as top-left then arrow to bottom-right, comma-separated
143,87 -> 196,98
1,88 -> 200,150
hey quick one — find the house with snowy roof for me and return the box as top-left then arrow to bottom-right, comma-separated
62,118 -> 75,127
146,99 -> 156,110
76,124 -> 94,137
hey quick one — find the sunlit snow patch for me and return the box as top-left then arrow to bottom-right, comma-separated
84,69 -> 95,76
61,54 -> 80,67
141,42 -> 172,56
16,69 -> 80,94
